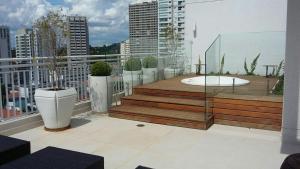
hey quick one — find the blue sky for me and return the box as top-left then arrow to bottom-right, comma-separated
0,0 -> 148,47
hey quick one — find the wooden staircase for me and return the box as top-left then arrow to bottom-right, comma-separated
109,87 -> 214,130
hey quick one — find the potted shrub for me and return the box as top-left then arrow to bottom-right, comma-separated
123,58 -> 142,95
142,56 -> 158,84
34,10 -> 77,131
89,61 -> 112,112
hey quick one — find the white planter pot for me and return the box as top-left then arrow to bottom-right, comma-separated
164,68 -> 181,79
142,68 -> 158,84
89,75 -> 112,113
123,70 -> 142,96
35,88 -> 77,130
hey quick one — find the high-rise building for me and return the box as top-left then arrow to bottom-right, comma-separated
0,26 -> 11,59
15,29 -> 34,60
129,1 -> 158,55
0,26 -> 11,83
120,39 -> 130,56
67,16 -> 89,56
158,0 -> 185,57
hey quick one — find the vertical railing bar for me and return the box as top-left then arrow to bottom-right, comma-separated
17,72 -> 23,116
23,71 -> 28,114
64,67 -> 67,88
76,66 -> 80,101
0,78 -> 3,119
29,70 -> 34,113
4,74 -> 9,120
11,72 -> 16,117
83,64 -> 87,100
45,68 -> 49,88
80,66 -> 84,101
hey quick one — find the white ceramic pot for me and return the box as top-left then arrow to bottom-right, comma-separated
35,88 -> 77,130
123,70 -> 142,95
164,67 -> 182,79
142,68 -> 158,84
89,75 -> 112,113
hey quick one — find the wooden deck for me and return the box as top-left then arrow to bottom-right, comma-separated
110,75 -> 283,131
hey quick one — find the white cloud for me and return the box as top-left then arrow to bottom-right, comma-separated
0,0 -> 155,46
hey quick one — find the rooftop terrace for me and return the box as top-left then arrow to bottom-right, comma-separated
12,112 -> 287,169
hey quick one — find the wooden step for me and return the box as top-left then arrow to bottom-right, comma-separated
133,87 -> 206,100
122,95 -> 207,113
109,105 -> 213,130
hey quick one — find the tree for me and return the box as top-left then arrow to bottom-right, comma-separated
33,10 -> 68,89
163,24 -> 180,68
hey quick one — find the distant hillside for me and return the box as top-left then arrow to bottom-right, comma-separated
89,43 -> 120,55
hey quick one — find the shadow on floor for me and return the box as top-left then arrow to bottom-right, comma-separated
70,118 -> 91,128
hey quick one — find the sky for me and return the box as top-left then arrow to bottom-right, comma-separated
0,0 -> 150,47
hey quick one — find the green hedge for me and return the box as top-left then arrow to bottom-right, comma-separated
142,56 -> 158,68
273,75 -> 284,95
91,61 -> 112,76
125,58 -> 142,71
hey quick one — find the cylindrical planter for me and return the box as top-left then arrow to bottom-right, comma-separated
142,68 -> 158,84
164,67 -> 182,79
123,70 -> 142,96
89,75 -> 112,113
35,87 -> 77,130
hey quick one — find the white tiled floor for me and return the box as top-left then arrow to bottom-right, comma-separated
12,112 -> 288,169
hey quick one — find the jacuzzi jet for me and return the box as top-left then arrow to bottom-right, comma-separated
181,76 -> 250,87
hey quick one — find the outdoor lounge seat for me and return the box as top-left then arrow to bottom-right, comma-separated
281,153 -> 300,169
0,135 -> 30,165
135,166 -> 153,169
0,146 -> 104,169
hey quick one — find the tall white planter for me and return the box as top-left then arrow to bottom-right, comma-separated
35,88 -> 77,130
164,67 -> 181,79
89,75 -> 112,113
142,68 -> 158,84
123,70 -> 142,96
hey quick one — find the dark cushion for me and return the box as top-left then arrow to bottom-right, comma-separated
0,146 -> 104,169
281,153 -> 300,169
0,135 -> 30,165
135,166 -> 153,169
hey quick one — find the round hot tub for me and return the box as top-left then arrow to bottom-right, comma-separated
181,76 -> 250,86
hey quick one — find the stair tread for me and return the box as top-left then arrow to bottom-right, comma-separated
123,94 -> 205,106
110,105 -> 209,121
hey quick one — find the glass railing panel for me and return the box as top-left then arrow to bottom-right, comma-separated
205,31 -> 285,102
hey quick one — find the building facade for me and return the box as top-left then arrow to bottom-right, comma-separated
0,26 -> 11,83
129,1 -> 158,55
120,39 -> 130,56
15,29 -> 34,60
67,16 -> 89,56
0,26 -> 11,59
158,0 -> 185,58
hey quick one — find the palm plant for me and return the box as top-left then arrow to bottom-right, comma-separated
219,54 -> 225,75
244,53 -> 260,75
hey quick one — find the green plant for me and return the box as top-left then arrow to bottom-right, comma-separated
273,75 -> 284,95
226,71 -> 230,75
196,56 -> 201,75
91,61 -> 112,76
275,60 -> 284,77
142,56 -> 158,68
33,10 -> 68,89
244,53 -> 260,75
125,58 -> 142,71
219,54 -> 225,75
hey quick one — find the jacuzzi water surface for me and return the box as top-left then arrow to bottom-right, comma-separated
181,76 -> 250,87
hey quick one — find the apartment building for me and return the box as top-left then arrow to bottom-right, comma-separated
129,1 -> 158,55
67,16 -> 89,56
